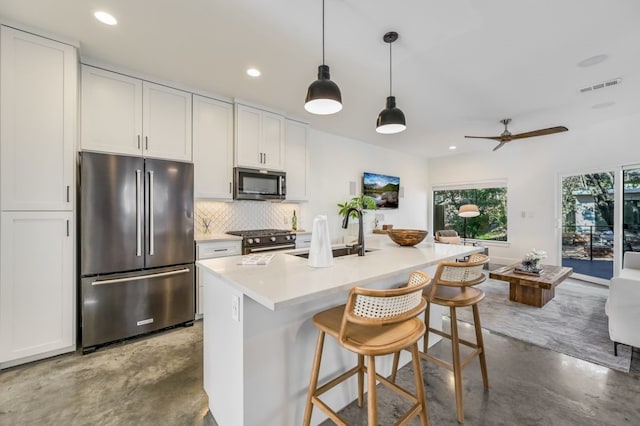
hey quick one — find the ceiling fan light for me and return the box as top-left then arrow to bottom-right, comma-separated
305,65 -> 342,115
376,96 -> 406,134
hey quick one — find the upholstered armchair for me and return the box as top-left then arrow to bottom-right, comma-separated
434,229 -> 462,244
607,251 -> 640,355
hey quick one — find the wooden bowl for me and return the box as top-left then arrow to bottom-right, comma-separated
387,229 -> 428,246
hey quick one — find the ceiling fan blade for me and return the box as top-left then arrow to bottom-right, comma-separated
510,126 -> 569,140
464,135 -> 504,142
493,142 -> 506,151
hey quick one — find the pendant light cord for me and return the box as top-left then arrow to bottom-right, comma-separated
389,41 -> 393,96
322,0 -> 325,65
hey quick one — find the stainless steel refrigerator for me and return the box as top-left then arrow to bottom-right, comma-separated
79,152 -> 195,352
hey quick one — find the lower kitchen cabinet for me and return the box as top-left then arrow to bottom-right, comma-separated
195,239 -> 242,318
295,232 -> 313,249
0,211 -> 75,367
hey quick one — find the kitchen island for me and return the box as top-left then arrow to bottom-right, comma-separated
197,237 -> 480,425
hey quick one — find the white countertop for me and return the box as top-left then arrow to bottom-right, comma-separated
197,237 -> 480,311
194,233 -> 243,243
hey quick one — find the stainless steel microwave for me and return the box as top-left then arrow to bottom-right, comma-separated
234,167 -> 286,201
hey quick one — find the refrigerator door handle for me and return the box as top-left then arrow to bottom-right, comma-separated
90,267 -> 191,286
136,169 -> 142,257
148,170 -> 155,256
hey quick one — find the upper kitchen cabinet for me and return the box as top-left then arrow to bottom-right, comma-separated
0,26 -> 77,211
193,95 -> 234,199
143,81 -> 192,161
284,119 -> 310,201
81,65 -> 192,161
234,103 -> 285,171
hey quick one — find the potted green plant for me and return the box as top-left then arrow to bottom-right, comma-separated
337,194 -> 377,219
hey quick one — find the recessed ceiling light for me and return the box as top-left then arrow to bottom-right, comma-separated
577,54 -> 608,68
94,11 -> 118,26
449,145 -> 457,150
247,68 -> 261,77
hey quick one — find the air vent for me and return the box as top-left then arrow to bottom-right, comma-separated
579,78 -> 621,93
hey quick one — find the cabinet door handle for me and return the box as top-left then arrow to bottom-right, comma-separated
66,185 -> 70,203
263,153 -> 267,164
138,135 -> 141,149
145,136 -> 149,150
66,220 -> 70,237
229,182 -> 232,194
259,152 -> 263,163
214,248 -> 228,252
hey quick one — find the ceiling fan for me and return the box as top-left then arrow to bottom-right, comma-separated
465,118 -> 568,151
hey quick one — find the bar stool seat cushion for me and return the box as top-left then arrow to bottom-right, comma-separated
313,305 -> 427,356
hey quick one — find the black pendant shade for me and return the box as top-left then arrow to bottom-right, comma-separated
376,31 -> 406,134
376,96 -> 406,134
304,0 -> 342,115
305,65 -> 342,115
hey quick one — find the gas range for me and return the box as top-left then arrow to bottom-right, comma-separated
226,229 -> 296,254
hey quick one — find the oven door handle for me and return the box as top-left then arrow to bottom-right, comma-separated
247,244 -> 296,253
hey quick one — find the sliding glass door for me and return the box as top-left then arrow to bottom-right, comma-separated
561,171 -> 614,284
622,167 -> 640,258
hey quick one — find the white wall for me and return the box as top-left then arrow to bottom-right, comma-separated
427,112 -> 640,265
300,129 -> 429,243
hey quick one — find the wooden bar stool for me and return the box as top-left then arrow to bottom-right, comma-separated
392,253 -> 489,423
303,271 -> 432,426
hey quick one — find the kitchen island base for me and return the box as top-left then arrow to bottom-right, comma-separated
202,269 -> 442,426
198,240 -> 480,425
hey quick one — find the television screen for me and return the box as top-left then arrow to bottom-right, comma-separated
363,172 -> 400,209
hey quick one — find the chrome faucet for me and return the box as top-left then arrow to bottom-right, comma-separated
342,207 -> 365,256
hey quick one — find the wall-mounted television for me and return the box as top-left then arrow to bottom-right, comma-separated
363,172 -> 400,209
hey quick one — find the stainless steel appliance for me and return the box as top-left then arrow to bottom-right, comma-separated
79,152 -> 195,353
234,167 -> 286,201
226,229 -> 296,254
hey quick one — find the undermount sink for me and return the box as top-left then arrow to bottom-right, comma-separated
291,246 -> 376,259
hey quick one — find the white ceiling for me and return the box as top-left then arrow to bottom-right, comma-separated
1,0 -> 639,158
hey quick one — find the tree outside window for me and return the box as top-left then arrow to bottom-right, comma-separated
433,187 -> 507,241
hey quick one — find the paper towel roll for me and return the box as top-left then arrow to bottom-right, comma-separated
308,215 -> 334,268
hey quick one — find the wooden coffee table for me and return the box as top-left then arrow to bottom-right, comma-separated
489,264 -> 573,307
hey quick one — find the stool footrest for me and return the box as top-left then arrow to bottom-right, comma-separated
314,365 -> 360,397
421,347 -> 483,372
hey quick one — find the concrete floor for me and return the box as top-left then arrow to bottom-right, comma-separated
1,321 -> 639,426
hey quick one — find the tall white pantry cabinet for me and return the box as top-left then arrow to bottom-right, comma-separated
0,26 -> 77,367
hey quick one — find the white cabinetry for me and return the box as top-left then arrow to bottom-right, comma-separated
0,26 -> 77,367
193,95 -> 234,199
1,27 -> 76,211
81,65 -> 192,161
294,232 -> 313,249
234,103 -> 285,171
195,239 -> 242,317
0,212 -> 74,365
284,119 -> 310,201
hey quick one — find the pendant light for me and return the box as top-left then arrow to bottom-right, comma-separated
376,31 -> 406,134
304,0 -> 342,115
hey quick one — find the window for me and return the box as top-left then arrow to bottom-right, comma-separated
433,184 -> 507,242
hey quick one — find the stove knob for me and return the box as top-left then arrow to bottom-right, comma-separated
255,237 -> 261,243
270,236 -> 276,242
291,234 -> 296,240
247,238 -> 254,244
285,235 -> 291,241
